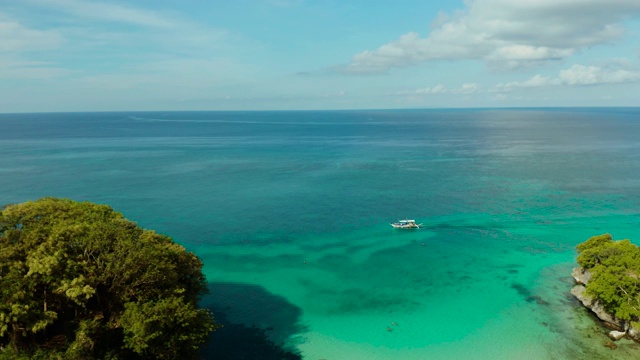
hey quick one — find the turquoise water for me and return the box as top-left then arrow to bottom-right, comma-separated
2,108 -> 640,359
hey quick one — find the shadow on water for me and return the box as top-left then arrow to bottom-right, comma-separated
200,282 -> 305,360
511,283 -> 549,305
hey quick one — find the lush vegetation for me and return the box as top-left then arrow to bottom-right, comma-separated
576,234 -> 640,322
0,198 -> 217,359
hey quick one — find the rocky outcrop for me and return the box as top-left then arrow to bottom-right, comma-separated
628,325 -> 640,342
609,330 -> 626,340
571,267 -> 591,285
570,283 -> 624,330
571,266 -> 640,341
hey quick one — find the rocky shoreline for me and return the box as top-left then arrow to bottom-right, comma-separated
571,267 -> 640,342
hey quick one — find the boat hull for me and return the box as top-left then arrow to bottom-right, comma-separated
390,223 -> 422,229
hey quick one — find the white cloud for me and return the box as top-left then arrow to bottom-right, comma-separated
399,83 -> 480,95
268,0 -> 305,8
491,64 -> 640,92
490,75 -> 560,92
412,84 -> 447,95
0,2 -> 233,80
321,90 -> 347,98
559,64 -> 640,85
0,15 -> 68,79
340,0 -> 640,74
456,83 -> 480,94
30,0 -> 176,28
0,17 -> 63,52
0,58 -> 70,79
20,0 -> 229,54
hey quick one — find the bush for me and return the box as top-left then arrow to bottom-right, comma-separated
0,198 -> 217,359
576,234 -> 640,321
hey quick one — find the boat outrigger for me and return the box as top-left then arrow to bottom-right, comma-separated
390,219 -> 423,229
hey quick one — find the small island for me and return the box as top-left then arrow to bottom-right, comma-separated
572,234 -> 640,343
0,198 -> 217,359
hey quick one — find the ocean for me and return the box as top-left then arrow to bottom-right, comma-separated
1,108 -> 640,359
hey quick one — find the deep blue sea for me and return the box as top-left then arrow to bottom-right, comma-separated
2,108 -> 640,359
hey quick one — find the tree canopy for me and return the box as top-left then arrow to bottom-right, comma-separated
576,234 -> 640,322
0,197 -> 217,359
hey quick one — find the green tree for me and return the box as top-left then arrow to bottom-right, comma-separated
0,198 -> 217,359
576,233 -> 613,269
576,234 -> 640,321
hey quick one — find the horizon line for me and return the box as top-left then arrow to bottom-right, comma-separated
2,105 -> 639,115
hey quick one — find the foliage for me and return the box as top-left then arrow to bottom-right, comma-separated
0,197 -> 217,359
576,233 -> 613,269
576,234 -> 640,321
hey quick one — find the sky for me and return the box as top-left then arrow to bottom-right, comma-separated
1,0 -> 640,112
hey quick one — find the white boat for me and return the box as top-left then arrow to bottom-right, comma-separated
390,219 -> 423,229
